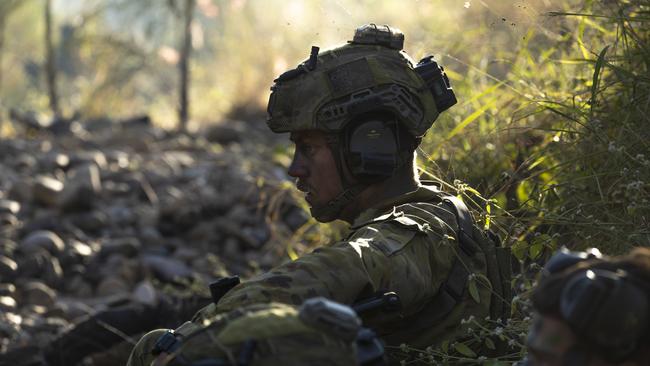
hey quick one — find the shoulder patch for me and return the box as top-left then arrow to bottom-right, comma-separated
348,220 -> 419,256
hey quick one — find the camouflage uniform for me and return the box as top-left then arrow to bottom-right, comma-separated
127,185 -> 493,365
129,300 -> 377,366
128,24 -> 507,365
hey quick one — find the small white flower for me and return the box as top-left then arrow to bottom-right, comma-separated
608,141 -> 617,152
494,327 -> 504,335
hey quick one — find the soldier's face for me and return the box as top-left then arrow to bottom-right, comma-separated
288,130 -> 343,220
525,314 -> 577,366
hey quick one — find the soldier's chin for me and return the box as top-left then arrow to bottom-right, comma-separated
309,205 -> 339,223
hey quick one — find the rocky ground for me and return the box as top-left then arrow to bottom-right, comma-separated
0,115 -> 312,364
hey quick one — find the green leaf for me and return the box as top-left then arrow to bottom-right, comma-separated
485,337 -> 496,350
591,45 -> 610,114
453,342 -> 477,358
468,276 -> 480,303
441,340 -> 449,353
446,98 -> 496,140
528,242 -> 543,260
511,240 -> 528,261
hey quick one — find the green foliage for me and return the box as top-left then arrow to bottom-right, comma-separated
419,0 -> 649,257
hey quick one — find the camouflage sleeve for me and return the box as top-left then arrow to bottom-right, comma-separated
193,213 -> 457,322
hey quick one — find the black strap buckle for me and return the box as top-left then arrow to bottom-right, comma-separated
152,330 -> 181,355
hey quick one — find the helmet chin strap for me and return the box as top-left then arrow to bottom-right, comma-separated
310,184 -> 365,222
310,134 -> 367,222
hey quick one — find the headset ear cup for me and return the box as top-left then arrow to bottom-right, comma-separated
345,118 -> 398,183
560,270 -> 608,335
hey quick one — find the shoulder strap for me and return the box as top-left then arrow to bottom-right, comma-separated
441,195 -> 477,257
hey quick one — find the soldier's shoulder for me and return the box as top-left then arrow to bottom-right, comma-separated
346,201 -> 458,256
352,200 -> 458,236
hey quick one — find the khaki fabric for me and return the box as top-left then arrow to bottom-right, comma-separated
192,185 -> 492,349
129,184 -> 495,364
127,303 -> 359,366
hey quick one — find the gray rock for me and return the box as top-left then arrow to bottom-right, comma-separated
0,283 -> 16,296
63,275 -> 93,298
40,255 -> 63,288
42,152 -> 70,171
56,299 -> 93,321
0,239 -> 17,257
15,153 -> 38,170
70,151 -> 108,170
32,176 -> 64,207
0,199 -> 20,215
139,226 -> 163,245
69,210 -> 107,233
69,240 -> 93,258
102,254 -> 139,285
21,230 -> 65,254
99,237 -> 140,258
96,276 -> 129,297
173,247 -> 200,262
20,281 -> 56,307
59,163 -> 102,212
204,122 -> 245,145
0,255 -> 18,281
20,209 -> 62,233
132,280 -> 157,306
17,250 -> 63,289
0,212 -> 19,228
8,179 -> 33,203
223,237 -> 240,260
0,295 -> 16,312
106,204 -> 136,226
141,254 -> 192,282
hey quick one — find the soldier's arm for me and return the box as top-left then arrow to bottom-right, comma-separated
194,218 -> 456,322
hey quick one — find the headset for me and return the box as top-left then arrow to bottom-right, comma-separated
339,55 -> 456,185
540,247 -> 649,363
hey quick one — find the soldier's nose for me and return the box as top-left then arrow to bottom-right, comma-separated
288,155 -> 308,178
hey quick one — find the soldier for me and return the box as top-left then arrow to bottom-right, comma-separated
128,24 -> 511,365
524,247 -> 650,365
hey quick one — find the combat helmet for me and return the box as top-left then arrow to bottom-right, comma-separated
267,24 -> 457,220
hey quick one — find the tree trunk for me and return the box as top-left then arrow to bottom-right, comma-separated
0,14 -> 5,93
178,0 -> 195,132
44,0 -> 60,118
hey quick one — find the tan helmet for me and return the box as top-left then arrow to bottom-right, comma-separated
267,24 -> 457,222
267,24 -> 456,138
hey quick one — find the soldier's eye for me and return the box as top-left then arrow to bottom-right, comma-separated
299,144 -> 315,156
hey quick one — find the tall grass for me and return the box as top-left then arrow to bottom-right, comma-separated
419,0 -> 650,260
